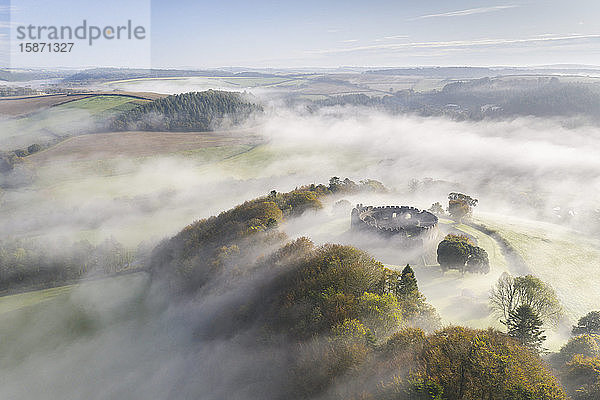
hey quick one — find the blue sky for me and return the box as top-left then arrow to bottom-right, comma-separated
2,0 -> 600,69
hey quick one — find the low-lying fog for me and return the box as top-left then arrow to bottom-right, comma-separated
3,106 -> 599,241
1,98 -> 599,398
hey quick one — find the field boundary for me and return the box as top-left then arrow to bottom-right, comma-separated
467,221 -> 530,275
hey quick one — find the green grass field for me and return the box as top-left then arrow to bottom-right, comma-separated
56,95 -> 147,113
0,284 -> 76,315
0,95 -> 146,150
474,213 -> 600,322
0,273 -> 149,370
216,144 -> 379,179
405,219 -> 510,330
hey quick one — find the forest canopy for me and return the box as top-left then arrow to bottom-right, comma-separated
111,90 -> 263,131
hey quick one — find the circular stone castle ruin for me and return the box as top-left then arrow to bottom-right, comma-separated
351,204 -> 439,248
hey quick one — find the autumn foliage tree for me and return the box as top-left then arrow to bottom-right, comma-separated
490,272 -> 563,327
447,192 -> 478,222
573,311 -> 600,336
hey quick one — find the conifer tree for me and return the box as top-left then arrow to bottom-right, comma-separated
507,304 -> 546,352
398,264 -> 419,298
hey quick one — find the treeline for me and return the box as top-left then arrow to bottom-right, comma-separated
61,68 -> 279,84
313,77 -> 600,121
0,86 -> 39,97
0,237 -> 147,293
150,177 -> 387,291
110,90 -> 263,131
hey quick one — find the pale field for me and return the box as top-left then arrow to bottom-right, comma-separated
474,212 -> 600,322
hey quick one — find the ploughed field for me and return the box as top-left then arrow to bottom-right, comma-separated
25,130 -> 262,165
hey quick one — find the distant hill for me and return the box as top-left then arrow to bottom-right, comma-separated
366,66 -> 498,78
61,68 -> 280,83
111,90 -> 263,132
314,77 -> 600,121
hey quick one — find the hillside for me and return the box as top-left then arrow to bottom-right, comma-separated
0,180 -> 586,400
144,184 -> 567,399
314,77 -> 600,121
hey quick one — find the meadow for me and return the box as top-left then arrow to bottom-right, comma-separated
0,94 -> 153,150
474,213 -> 600,322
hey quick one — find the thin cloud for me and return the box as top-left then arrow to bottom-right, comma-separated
340,39 -> 358,43
384,35 -> 408,39
307,34 -> 600,55
374,35 -> 409,42
412,5 -> 518,20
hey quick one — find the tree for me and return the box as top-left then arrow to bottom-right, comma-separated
490,273 -> 563,327
437,235 -> 471,273
557,334 -> 600,364
428,202 -> 445,216
465,245 -> 490,274
13,148 -> 28,157
563,355 -> 600,400
408,178 -> 420,192
506,304 -> 547,352
357,292 -> 403,338
490,272 -> 518,324
573,311 -> 600,336
447,192 -> 478,222
328,176 -> 341,192
27,143 -> 42,154
398,264 -> 419,298
412,326 -> 567,400
436,235 -> 489,274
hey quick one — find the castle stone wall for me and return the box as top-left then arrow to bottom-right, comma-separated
351,204 -> 439,247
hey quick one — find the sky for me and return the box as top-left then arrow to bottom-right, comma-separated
1,0 -> 600,69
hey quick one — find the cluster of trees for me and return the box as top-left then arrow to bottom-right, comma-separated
10,143 -> 42,158
110,90 -> 263,131
489,272 -> 563,352
427,192 -> 478,221
252,241 -> 440,339
150,177 -> 388,291
552,311 -> 600,399
0,237 -> 144,293
447,192 -> 478,222
141,177 -> 566,400
0,86 -> 39,96
437,234 -> 490,274
1,177 -> 384,296
1,146 -> 43,190
266,243 -> 564,399
144,178 -> 574,399
428,201 -> 445,216
312,77 -> 600,122
61,68 -> 275,84
481,248 -> 600,399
